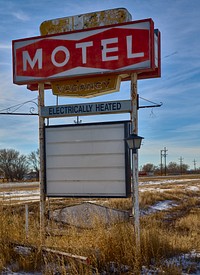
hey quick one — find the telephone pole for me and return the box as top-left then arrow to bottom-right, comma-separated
179,156 -> 184,174
193,159 -> 197,171
160,147 -> 168,176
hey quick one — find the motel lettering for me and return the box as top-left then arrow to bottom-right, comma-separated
22,36 -> 144,72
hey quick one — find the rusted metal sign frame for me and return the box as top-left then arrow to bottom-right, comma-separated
40,8 -> 132,35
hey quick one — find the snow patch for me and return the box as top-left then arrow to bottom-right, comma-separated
141,200 -> 178,215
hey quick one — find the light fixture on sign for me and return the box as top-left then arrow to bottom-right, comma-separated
126,133 -> 144,152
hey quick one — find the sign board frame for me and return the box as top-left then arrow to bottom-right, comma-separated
13,18 -> 155,85
137,29 -> 161,80
44,121 -> 131,198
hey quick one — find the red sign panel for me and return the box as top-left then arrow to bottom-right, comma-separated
13,19 -> 155,85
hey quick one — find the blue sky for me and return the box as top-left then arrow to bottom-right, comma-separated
0,0 -> 200,169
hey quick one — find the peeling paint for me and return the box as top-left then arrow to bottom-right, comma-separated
40,8 -> 132,35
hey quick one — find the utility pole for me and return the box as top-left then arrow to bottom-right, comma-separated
179,156 -> 184,174
161,147 -> 168,176
193,159 -> 197,171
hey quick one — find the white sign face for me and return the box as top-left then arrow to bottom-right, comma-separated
45,121 -> 131,197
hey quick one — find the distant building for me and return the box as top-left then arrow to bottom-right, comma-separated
23,171 -> 38,181
139,171 -> 154,177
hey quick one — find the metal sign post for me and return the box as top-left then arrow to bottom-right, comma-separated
130,73 -> 140,254
38,83 -> 46,242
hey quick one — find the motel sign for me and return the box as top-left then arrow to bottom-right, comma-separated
13,19 -> 155,85
12,8 -> 161,244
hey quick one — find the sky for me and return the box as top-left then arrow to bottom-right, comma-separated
0,0 -> 200,169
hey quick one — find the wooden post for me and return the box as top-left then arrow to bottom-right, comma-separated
38,83 -> 46,242
25,204 -> 29,238
130,73 -> 140,253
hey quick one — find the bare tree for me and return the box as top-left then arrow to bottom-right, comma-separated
0,149 -> 29,181
141,163 -> 157,173
167,161 -> 189,174
28,149 -> 39,180
15,154 -> 29,180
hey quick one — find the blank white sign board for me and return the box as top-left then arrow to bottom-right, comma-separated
45,121 -> 131,197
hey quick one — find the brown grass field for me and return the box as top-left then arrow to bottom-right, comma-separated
0,174 -> 199,274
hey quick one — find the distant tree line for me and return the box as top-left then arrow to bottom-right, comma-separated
141,161 -> 199,175
0,148 -> 39,182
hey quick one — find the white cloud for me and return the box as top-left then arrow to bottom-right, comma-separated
12,11 -> 29,21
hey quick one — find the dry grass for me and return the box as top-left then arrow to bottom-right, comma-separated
0,175 -> 200,274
